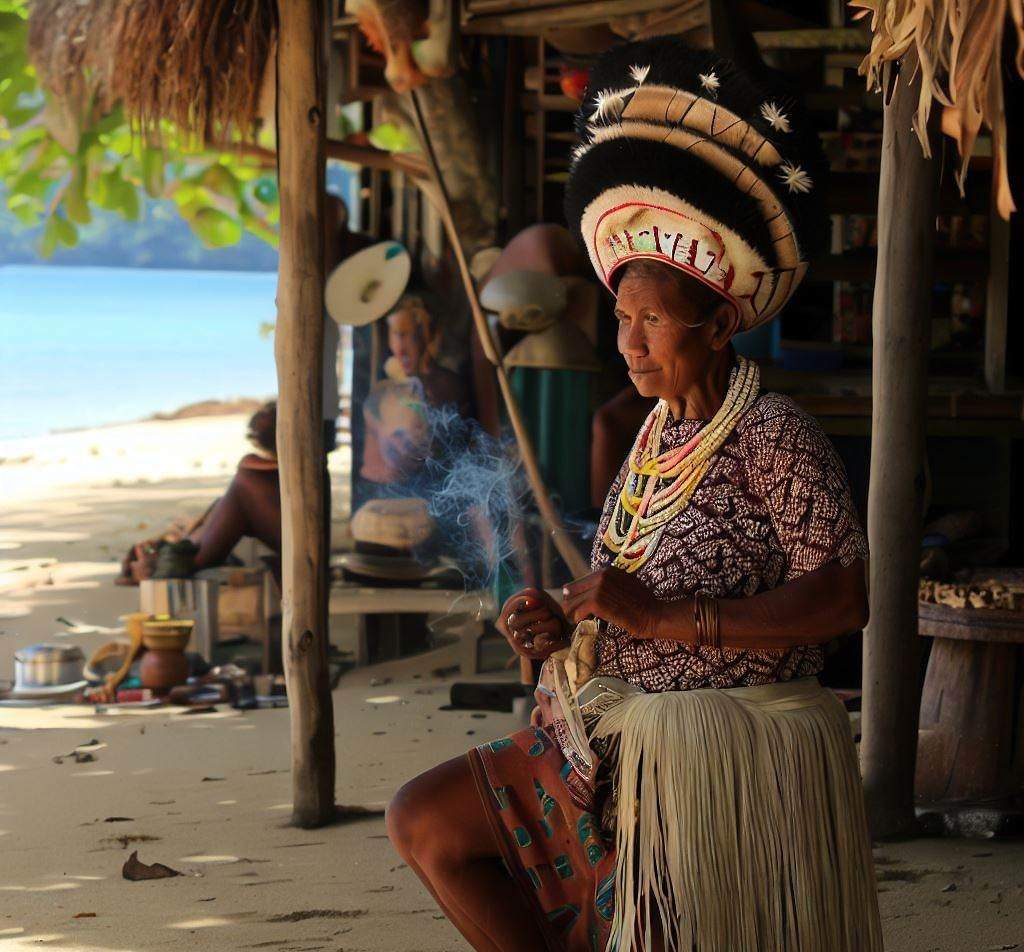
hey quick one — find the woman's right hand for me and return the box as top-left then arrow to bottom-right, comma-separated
497,588 -> 570,661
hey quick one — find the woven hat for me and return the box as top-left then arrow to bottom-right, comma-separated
565,38 -> 827,331
325,241 -> 411,327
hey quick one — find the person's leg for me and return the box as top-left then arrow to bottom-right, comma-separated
387,756 -> 551,952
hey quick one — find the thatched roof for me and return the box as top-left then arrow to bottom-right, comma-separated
28,0 -> 277,145
852,0 -> 1024,219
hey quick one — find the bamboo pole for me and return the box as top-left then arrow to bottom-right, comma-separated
409,91 -> 590,579
275,0 -> 336,829
861,56 -> 937,838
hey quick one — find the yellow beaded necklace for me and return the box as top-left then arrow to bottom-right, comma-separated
603,357 -> 760,573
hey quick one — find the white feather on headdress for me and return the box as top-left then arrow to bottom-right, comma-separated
698,71 -> 720,95
760,101 -> 791,133
590,89 -> 627,125
778,161 -> 812,194
629,63 -> 650,86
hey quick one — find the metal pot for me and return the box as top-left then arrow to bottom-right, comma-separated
14,644 -> 86,689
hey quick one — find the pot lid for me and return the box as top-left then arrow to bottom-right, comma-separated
14,643 -> 85,662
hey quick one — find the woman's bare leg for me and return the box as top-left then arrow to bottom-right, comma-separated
387,756 -> 550,952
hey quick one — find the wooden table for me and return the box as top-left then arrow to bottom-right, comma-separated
916,600 -> 1024,804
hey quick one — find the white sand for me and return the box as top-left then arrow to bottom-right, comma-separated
0,414 -> 256,506
2,414 -> 1023,952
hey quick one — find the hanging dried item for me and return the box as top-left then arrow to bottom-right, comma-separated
851,0 -> 1024,218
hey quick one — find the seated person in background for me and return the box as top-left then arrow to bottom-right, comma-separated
361,293 -> 469,485
117,402 -> 282,586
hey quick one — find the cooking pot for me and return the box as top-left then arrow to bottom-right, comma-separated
14,644 -> 86,689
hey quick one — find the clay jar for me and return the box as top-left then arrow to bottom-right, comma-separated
139,618 -> 194,693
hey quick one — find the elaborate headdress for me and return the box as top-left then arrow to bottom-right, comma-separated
565,38 -> 827,331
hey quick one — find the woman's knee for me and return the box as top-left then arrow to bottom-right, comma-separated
385,776 -> 425,858
386,757 -> 484,868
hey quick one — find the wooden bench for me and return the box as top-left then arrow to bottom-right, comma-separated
329,584 -> 496,674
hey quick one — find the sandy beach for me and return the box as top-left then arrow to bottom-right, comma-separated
2,412 -> 1023,952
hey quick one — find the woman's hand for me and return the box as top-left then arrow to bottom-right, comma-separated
562,567 -> 664,639
497,588 -> 570,661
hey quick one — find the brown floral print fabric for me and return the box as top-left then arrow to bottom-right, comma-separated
590,391 -> 867,692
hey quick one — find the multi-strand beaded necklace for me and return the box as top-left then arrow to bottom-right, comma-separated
603,356 -> 760,573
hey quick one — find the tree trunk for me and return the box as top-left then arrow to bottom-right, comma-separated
275,0 -> 336,828
861,56 -> 937,837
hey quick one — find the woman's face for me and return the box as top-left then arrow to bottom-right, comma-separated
614,269 -> 731,400
387,308 -> 430,376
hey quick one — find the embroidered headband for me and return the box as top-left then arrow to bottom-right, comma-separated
565,39 -> 827,331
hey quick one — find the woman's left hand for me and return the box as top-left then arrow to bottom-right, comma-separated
561,567 -> 662,639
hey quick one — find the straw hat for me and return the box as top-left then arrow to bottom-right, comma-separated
325,241 -> 411,327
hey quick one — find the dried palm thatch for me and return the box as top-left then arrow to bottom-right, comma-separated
28,0 -> 277,145
851,0 -> 1024,219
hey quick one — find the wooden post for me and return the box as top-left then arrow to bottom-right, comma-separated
861,57 -> 937,838
984,205 -> 1010,393
275,0 -> 336,828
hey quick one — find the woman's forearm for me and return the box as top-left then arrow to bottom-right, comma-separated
646,559 -> 868,649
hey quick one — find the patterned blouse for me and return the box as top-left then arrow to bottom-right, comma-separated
590,391 -> 867,692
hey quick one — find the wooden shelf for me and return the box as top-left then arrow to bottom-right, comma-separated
809,250 -> 988,283
752,26 -> 870,51
758,369 -> 1024,436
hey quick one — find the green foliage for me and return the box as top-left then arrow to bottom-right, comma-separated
367,122 -> 419,154
0,0 -> 279,257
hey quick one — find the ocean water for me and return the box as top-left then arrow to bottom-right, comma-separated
0,266 -> 280,439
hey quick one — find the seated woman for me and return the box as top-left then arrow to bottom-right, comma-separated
117,401 -> 282,586
386,40 -> 882,952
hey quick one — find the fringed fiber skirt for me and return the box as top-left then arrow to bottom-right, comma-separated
469,678 -> 883,952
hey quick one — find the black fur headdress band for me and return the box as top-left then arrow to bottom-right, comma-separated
565,38 -> 827,330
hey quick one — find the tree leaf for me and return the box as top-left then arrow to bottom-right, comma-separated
64,165 -> 91,224
39,214 -> 59,257
191,207 -> 242,247
367,122 -> 419,154
118,181 -> 140,221
141,147 -> 165,198
200,163 -> 241,203
9,168 -> 48,198
53,213 -> 78,247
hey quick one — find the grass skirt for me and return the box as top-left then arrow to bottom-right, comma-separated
591,678 -> 883,952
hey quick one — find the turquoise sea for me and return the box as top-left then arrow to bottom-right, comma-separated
0,266 -> 280,440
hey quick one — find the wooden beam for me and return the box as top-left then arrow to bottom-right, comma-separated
275,0 -> 336,828
752,26 -> 870,50
325,139 -> 428,178
861,57 -> 938,838
462,0 -> 673,33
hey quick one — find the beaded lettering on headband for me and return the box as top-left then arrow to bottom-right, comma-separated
605,228 -> 725,283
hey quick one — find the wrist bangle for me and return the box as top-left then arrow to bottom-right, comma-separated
694,593 -> 721,651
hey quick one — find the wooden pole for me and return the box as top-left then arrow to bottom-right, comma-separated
983,203 -> 1010,393
409,90 -> 590,579
275,0 -> 336,828
861,56 -> 937,838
